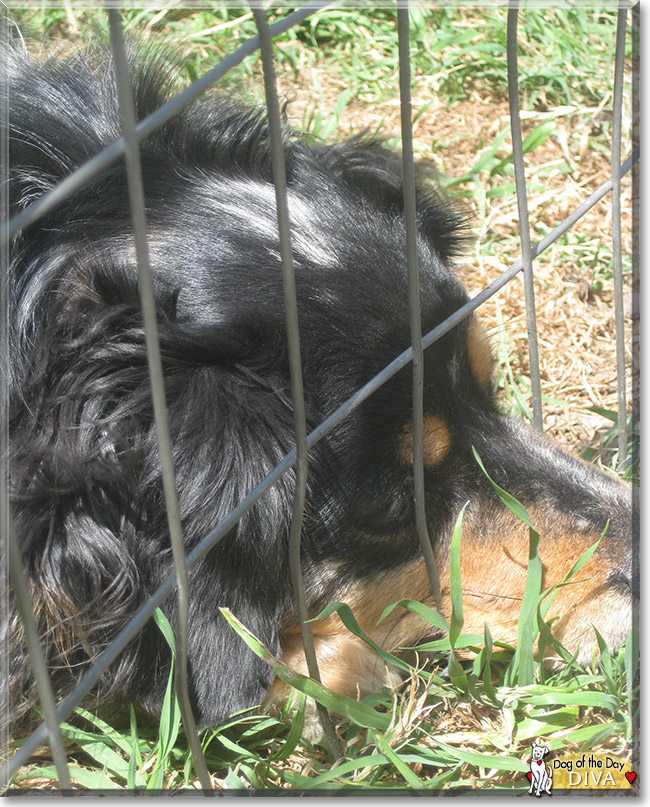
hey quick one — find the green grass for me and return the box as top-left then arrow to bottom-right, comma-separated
10,502 -> 637,792
7,3 -> 636,794
11,6 -> 629,113
9,459 -> 637,792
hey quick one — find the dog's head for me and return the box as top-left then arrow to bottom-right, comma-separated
531,741 -> 550,763
7,44 -> 635,727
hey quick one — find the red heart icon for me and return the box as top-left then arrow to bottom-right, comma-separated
526,772 -> 532,781
625,772 -> 637,784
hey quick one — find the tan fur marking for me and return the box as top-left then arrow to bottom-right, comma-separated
399,414 -> 452,466
265,562 -> 435,716
39,589 -> 88,658
449,504 -> 626,662
263,633 -> 402,719
266,502 -> 628,721
467,318 -> 494,389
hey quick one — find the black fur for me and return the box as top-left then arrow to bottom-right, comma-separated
4,43 -> 634,732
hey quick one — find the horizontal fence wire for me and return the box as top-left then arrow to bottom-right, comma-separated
105,6 -> 213,790
2,140 -> 637,785
3,5 -> 637,789
0,2 -> 332,246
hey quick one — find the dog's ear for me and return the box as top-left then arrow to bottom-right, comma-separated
309,137 -> 465,262
8,304 -> 150,718
180,572 -> 283,725
153,354 -> 296,722
9,271 -> 295,722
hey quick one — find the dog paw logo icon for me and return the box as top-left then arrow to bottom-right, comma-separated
528,740 -> 553,797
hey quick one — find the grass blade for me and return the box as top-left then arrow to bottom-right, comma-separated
371,731 -> 424,789
379,598 -> 449,634
314,601 -> 411,673
448,504 -> 467,647
127,706 -> 141,790
472,448 -> 540,685
433,739 -> 528,772
220,608 -> 390,731
539,526 -> 604,621
270,692 -> 306,761
448,504 -> 468,689
14,765 -> 120,790
149,607 -> 182,786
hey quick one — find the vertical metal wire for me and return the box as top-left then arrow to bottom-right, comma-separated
630,3 -> 640,473
506,3 -> 543,432
611,7 -> 628,468
3,501 -> 72,790
0,22 -> 70,789
1,3 -> 332,247
396,2 -> 442,613
248,4 -> 342,759
105,8 -> 212,792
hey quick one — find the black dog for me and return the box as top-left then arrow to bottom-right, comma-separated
4,43 -> 634,733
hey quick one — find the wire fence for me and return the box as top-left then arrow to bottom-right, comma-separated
1,0 -> 638,792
